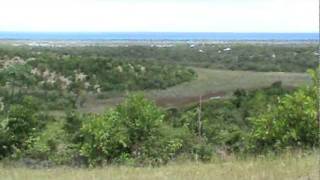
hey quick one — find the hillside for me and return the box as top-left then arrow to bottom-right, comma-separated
80,67 -> 310,112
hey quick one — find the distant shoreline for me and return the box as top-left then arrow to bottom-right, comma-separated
0,32 -> 318,42
0,39 -> 318,47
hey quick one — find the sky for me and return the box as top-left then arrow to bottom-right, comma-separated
0,0 -> 318,32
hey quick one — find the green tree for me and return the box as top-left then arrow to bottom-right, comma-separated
80,94 -> 183,166
249,69 -> 319,152
0,96 -> 42,158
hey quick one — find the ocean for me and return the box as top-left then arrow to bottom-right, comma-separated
0,32 -> 318,41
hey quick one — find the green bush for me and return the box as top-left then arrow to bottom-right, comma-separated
23,119 -> 80,166
249,69 -> 319,152
63,111 -> 83,143
0,96 -> 45,158
80,94 -> 184,166
171,83 -> 293,154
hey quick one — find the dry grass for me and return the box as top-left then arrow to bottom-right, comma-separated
1,152 -> 318,180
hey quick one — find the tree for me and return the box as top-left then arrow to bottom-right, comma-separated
0,96 -> 41,158
80,94 -> 183,166
249,68 -> 319,151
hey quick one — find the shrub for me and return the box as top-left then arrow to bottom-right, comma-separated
23,120 -> 77,165
248,69 -> 319,152
80,110 -> 130,166
63,111 -> 83,143
80,94 -> 184,166
0,96 -> 43,158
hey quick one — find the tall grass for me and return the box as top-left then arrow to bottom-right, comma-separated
1,151 -> 318,180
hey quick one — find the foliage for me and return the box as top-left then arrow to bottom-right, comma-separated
80,94 -> 185,166
0,96 -> 48,158
169,83 -> 293,154
24,121 -> 72,165
1,44 -> 317,73
0,44 -> 318,166
0,53 -> 196,92
0,46 -> 196,110
249,69 -> 319,152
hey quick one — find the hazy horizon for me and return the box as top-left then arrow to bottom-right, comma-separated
0,32 -> 318,41
0,31 -> 318,33
0,31 -> 319,33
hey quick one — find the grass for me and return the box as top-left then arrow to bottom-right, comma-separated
81,67 -> 310,112
1,151 -> 318,180
148,67 -> 310,98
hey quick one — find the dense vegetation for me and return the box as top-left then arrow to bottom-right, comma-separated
0,71 -> 317,166
0,46 -> 195,110
0,44 -> 318,167
1,43 -> 317,72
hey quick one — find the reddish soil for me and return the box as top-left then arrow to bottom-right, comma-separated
154,85 -> 298,108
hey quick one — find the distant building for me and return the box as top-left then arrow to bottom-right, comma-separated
223,47 -> 231,51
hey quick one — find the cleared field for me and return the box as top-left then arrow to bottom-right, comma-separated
1,151 -> 318,180
81,68 -> 310,112
149,67 -> 310,98
148,67 -> 310,106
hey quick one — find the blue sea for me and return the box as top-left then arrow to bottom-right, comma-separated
0,32 -> 318,41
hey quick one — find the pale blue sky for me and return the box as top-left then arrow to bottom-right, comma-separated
0,0 -> 318,32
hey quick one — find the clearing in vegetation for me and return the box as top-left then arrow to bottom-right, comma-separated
81,67 -> 310,112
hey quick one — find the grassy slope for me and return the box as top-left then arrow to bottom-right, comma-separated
81,68 -> 310,112
149,67 -> 310,98
1,152 -> 318,180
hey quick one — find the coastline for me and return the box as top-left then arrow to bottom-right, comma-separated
0,39 -> 318,47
